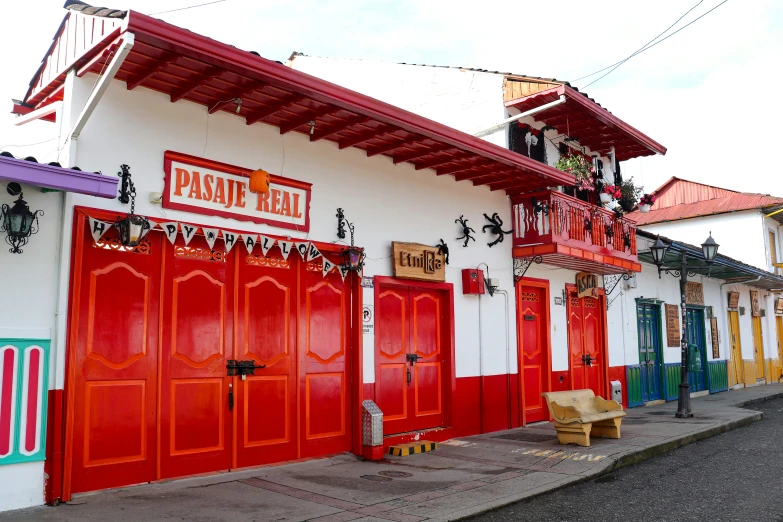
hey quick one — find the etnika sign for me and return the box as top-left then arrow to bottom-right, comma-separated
163,151 -> 311,231
392,242 -> 446,282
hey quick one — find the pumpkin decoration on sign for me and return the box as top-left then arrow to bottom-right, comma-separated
249,168 -> 270,194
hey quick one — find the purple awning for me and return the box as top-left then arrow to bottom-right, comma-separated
0,155 -> 117,198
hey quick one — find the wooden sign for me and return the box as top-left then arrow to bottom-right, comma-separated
685,282 -> 704,306
392,242 -> 446,282
750,289 -> 761,317
163,150 -> 312,232
776,297 -> 783,315
711,317 -> 720,358
575,272 -> 599,298
665,304 -> 680,347
728,291 -> 740,309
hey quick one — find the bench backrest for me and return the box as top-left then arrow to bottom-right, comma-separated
542,389 -> 602,416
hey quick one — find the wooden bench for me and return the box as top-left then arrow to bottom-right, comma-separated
542,390 -> 626,447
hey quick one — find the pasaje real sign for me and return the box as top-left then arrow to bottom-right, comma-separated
163,151 -> 311,232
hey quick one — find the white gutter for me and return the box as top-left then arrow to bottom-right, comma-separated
13,101 -> 63,126
472,95 -> 566,138
70,32 -> 135,140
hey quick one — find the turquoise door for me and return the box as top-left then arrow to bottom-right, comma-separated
685,308 -> 708,392
637,303 -> 662,402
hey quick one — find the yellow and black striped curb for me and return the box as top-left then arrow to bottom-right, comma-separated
387,441 -> 438,457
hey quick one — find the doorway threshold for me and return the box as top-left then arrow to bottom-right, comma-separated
690,390 -> 710,399
382,426 -> 455,448
643,400 -> 665,406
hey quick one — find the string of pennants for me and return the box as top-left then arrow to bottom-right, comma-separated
88,216 -> 350,280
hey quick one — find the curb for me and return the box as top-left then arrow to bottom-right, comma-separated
455,404 -> 772,521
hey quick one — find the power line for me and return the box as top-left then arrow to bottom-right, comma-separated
578,0 -> 729,89
150,0 -> 228,16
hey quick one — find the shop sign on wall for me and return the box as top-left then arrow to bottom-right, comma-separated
710,317 -> 720,358
728,291 -> 740,309
392,242 -> 446,282
685,282 -> 704,306
575,272 -> 599,298
665,304 -> 680,347
750,289 -> 761,317
163,151 -> 311,232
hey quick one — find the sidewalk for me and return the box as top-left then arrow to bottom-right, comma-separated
5,384 -> 782,522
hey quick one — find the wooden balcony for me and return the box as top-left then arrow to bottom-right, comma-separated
512,190 -> 641,275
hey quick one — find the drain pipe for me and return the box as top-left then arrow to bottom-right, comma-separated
477,293 -> 484,434
472,95 -> 566,138
494,289 -> 512,429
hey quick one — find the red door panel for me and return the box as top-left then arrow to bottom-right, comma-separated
160,236 -> 232,478
299,261 -> 351,457
235,248 -> 297,466
518,286 -> 547,424
410,289 -> 444,431
70,226 -> 160,494
568,294 -> 586,391
567,290 -> 607,398
581,297 -> 604,398
376,288 -> 410,434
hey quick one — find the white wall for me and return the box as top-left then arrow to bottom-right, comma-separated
763,214 -> 782,275
642,211 -> 767,271
60,73 -> 518,384
0,462 -> 44,512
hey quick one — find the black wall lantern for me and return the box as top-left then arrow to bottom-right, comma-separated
114,165 -> 150,247
336,208 -> 365,272
701,232 -> 719,264
1,183 -> 43,254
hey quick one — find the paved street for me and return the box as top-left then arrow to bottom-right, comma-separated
470,396 -> 783,522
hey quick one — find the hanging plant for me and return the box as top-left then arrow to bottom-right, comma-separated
556,153 -> 595,192
600,184 -> 621,204
639,193 -> 656,213
618,177 -> 643,212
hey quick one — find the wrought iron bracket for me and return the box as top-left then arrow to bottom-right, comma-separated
514,256 -> 543,283
603,273 -> 631,295
658,267 -> 698,279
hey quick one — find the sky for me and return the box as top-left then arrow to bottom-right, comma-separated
1,0 -> 781,196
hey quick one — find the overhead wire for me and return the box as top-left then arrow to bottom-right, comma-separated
150,0 -> 228,16
578,0 -> 730,89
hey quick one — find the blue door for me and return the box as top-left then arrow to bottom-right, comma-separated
685,308 -> 708,392
637,303 -> 662,402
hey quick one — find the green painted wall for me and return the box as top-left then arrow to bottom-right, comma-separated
708,360 -> 729,393
626,365 -> 643,407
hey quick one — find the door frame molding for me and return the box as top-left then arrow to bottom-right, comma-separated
57,207 -> 364,502
372,276 -> 456,432
565,284 -> 610,399
685,306 -> 709,390
515,277 -> 551,427
635,301 -> 664,402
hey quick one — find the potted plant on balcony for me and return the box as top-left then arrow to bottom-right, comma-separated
556,153 -> 595,193
600,184 -> 621,204
618,177 -> 643,212
639,193 -> 656,213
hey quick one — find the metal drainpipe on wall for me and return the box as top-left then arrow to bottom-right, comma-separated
494,289 -> 512,430
477,293 -> 484,434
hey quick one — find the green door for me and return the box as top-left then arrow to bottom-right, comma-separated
637,303 -> 662,402
685,308 -> 708,392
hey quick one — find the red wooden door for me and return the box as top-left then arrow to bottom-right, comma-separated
376,286 -> 410,434
235,248 -> 297,466
160,236 -> 233,478
69,226 -> 160,494
375,284 -> 446,435
517,285 -> 548,423
299,259 -> 352,458
409,288 -> 445,431
568,293 -> 586,391
567,290 -> 606,398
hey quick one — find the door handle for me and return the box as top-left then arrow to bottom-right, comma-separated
228,383 -> 234,412
227,359 -> 266,380
406,367 -> 412,386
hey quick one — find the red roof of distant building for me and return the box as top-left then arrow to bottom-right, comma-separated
627,177 -> 783,225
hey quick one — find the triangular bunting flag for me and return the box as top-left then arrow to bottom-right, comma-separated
147,221 -> 159,230
181,224 -> 198,246
339,265 -> 350,281
278,240 -> 293,261
160,222 -> 179,245
322,257 -> 336,277
88,217 -> 112,243
203,227 -> 219,250
259,235 -> 276,257
294,241 -> 310,260
222,230 -> 238,253
242,233 -> 258,253
306,243 -> 322,262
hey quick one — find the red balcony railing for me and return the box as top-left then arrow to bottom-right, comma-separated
512,190 -> 638,262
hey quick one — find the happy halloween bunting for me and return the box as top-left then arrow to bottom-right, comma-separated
87,217 -> 349,279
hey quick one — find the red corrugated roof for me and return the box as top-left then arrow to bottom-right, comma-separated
627,177 -> 783,224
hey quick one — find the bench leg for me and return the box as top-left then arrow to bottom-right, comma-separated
591,417 -> 622,439
553,422 -> 592,447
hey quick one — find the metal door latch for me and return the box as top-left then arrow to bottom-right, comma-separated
228,383 -> 234,412
227,359 -> 266,380
406,353 -> 420,365
581,354 -> 593,367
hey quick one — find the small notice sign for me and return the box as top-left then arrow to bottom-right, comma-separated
685,282 -> 704,306
728,291 -> 740,309
666,304 -> 680,347
361,276 -> 374,288
362,305 -> 374,335
711,317 -> 720,358
750,289 -> 761,317
776,297 -> 783,315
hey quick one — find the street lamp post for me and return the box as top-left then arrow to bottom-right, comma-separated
650,233 -> 719,419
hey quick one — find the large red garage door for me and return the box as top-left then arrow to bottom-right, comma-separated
65,215 -> 353,496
